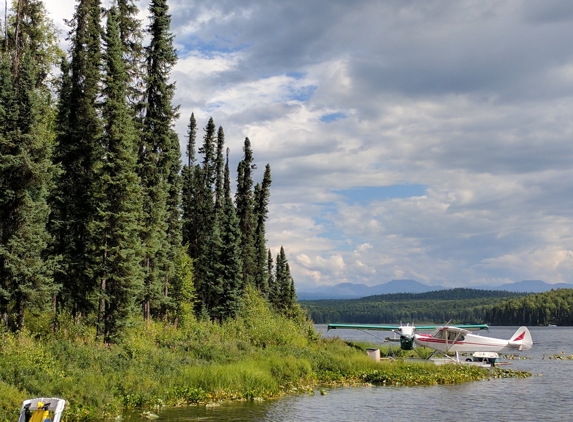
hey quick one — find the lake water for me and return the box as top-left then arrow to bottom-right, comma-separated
155,326 -> 573,422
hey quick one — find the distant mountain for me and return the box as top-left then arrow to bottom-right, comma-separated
297,279 -> 573,300
496,280 -> 573,293
297,279 -> 444,300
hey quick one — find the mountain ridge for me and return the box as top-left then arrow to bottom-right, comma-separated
297,279 -> 573,300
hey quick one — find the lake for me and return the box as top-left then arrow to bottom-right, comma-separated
154,326 -> 573,422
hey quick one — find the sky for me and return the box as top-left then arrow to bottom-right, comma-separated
25,0 -> 573,290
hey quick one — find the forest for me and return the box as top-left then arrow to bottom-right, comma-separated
485,289 -> 573,326
302,288 -> 573,326
0,0 -> 298,343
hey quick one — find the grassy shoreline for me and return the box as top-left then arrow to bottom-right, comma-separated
0,292 -> 530,421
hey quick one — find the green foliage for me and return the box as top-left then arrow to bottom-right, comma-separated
0,25 -> 57,329
272,246 -> 297,314
51,0 -> 104,317
169,246 -> 196,327
253,164 -> 272,294
225,286 -> 310,348
91,6 -> 144,343
485,288 -> 573,326
235,138 -> 257,288
138,0 -> 180,320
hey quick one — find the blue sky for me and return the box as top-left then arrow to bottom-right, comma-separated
38,0 -> 573,290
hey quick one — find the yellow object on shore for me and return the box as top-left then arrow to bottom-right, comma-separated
28,402 -> 49,422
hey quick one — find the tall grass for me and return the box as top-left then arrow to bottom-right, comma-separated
0,288 -> 529,421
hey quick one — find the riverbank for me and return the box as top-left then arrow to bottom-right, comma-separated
0,292 -> 530,421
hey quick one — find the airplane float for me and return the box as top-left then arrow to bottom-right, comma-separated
327,323 -> 533,362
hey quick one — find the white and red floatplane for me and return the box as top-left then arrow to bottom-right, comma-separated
327,323 -> 533,362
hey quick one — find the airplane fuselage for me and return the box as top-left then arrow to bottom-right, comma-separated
414,331 -> 527,353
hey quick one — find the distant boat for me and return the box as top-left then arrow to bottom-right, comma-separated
548,324 -> 557,327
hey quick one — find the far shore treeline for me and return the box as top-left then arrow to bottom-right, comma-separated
301,288 -> 573,326
0,0 -> 297,343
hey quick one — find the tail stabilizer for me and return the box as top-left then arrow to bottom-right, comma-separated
508,326 -> 533,351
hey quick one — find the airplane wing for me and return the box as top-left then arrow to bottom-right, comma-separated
437,326 -> 472,336
451,324 -> 489,331
327,324 -> 403,331
327,323 -> 441,331
327,323 -> 488,332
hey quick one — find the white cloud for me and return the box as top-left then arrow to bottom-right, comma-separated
41,0 -> 573,290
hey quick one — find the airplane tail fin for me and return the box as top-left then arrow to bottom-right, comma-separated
508,326 -> 533,351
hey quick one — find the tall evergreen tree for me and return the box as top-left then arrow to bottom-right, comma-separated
188,163 -> 212,312
181,113 -> 198,252
138,0 -> 179,320
253,164 -> 271,294
51,0 -> 103,317
0,57 -> 18,326
0,50 -> 55,330
191,118 -> 218,312
162,129 -> 182,315
198,117 -> 216,188
214,125 -> 225,214
210,148 -> 242,320
0,0 -> 63,330
235,137 -> 256,288
116,0 -> 144,113
5,0 -> 62,87
274,246 -> 296,313
186,112 -> 197,168
92,6 -> 143,342
198,146 -> 242,321
266,249 -> 275,306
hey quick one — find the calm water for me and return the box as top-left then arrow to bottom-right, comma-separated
153,326 -> 573,422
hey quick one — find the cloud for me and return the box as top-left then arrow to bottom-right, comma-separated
42,0 -> 573,290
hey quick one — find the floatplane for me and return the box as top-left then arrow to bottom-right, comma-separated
327,323 -> 533,364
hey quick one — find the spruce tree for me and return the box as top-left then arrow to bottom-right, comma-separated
253,164 -> 271,294
199,117 -> 216,188
51,0 -> 103,317
266,249 -> 275,306
92,6 -> 143,342
214,126 -> 225,214
138,0 -> 179,320
274,246 -> 297,313
196,140 -> 242,321
235,137 -> 256,288
0,0 -> 63,328
116,0 -> 144,112
5,0 -> 62,87
0,57 -> 17,326
0,1 -> 59,329
181,113 -> 198,252
191,118 -> 217,312
162,129 -> 182,316
186,113 -> 197,168
169,246 -> 196,327
210,148 -> 242,320
0,51 -> 55,330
